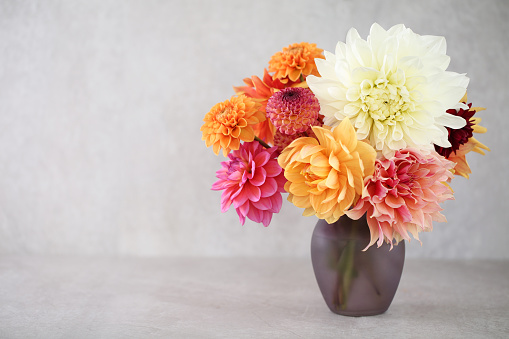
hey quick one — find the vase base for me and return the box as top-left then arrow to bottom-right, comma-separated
328,306 -> 389,317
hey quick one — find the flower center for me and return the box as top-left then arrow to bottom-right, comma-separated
216,107 -> 231,122
302,164 -> 321,184
287,46 -> 304,55
226,157 -> 243,175
360,81 -> 414,126
282,88 -> 300,101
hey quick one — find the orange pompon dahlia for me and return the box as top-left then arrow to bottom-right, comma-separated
278,118 -> 376,223
269,42 -> 324,84
233,69 -> 285,145
201,95 -> 265,156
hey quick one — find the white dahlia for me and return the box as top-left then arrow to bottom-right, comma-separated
307,23 -> 469,157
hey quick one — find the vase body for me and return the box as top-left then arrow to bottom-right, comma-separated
311,214 -> 405,316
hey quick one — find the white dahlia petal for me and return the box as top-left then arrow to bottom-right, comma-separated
421,54 -> 450,70
368,23 -> 389,50
453,101 -> 469,110
328,86 -> 347,101
434,112 -> 466,129
334,62 -> 351,85
321,104 -> 342,118
421,35 -> 447,56
308,23 -> 469,156
314,58 -> 335,79
387,23 -> 406,35
411,110 -> 435,126
346,28 -> 362,47
335,41 -> 347,58
323,50 -> 336,62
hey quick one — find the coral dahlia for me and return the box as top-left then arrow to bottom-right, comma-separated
278,118 -> 376,223
269,42 -> 325,84
307,23 -> 469,157
201,95 -> 265,156
211,141 -> 287,227
346,148 -> 455,250
266,87 -> 320,135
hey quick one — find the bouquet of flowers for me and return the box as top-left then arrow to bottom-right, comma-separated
201,23 -> 489,250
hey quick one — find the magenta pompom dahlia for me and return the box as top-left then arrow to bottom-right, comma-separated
211,141 -> 287,227
266,87 -> 320,135
273,113 -> 325,152
273,130 -> 307,152
346,148 -> 455,250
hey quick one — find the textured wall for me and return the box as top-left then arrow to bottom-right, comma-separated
0,0 -> 507,258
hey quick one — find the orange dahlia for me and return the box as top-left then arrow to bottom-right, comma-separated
278,118 -> 376,223
268,42 -> 324,84
234,69 -> 285,104
201,95 -> 265,156
448,138 -> 489,178
233,69 -> 285,145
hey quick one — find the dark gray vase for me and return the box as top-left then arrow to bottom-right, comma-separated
310,214 -> 405,316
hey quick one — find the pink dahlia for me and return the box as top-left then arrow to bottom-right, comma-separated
266,87 -> 320,135
211,141 -> 287,226
346,148 -> 455,250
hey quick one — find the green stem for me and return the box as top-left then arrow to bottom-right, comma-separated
338,239 -> 356,309
254,136 -> 271,149
336,221 -> 358,310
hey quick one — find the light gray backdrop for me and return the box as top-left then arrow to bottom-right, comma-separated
0,0 -> 507,258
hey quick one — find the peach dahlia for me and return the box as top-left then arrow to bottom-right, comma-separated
278,118 -> 376,223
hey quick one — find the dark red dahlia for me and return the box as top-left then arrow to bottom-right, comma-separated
434,103 -> 475,158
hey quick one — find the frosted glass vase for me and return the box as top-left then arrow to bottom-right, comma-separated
310,214 -> 405,316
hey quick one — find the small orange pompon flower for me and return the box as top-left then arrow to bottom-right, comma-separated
268,42 -> 324,84
201,95 -> 265,156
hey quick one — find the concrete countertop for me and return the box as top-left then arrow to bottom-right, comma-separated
1,256 -> 508,338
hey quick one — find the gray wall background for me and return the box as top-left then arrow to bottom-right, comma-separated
0,0 -> 507,258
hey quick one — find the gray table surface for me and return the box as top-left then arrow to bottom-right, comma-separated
0,255 -> 508,338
